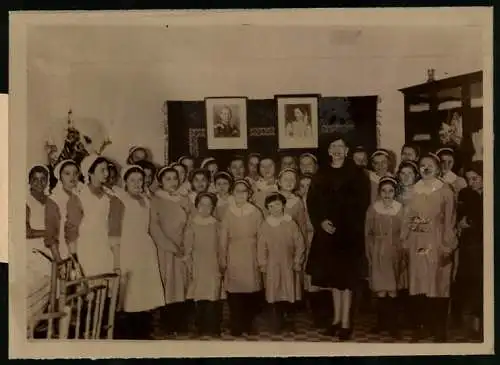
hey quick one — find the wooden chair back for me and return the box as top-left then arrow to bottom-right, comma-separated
58,273 -> 120,339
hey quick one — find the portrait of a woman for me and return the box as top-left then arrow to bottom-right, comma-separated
285,105 -> 312,139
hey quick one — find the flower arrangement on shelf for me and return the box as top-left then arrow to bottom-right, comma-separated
44,109 -> 112,168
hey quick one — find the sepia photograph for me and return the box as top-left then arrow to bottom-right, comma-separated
9,7 -> 493,359
277,95 -> 319,149
206,97 -> 248,150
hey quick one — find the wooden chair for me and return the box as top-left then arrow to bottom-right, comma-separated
57,272 -> 120,339
28,249 -> 84,339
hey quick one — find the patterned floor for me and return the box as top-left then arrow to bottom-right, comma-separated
150,301 -> 481,343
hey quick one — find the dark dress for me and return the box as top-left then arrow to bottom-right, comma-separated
455,187 -> 483,316
305,160 -> 371,290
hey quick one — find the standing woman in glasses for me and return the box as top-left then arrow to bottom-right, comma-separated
65,154 -> 123,277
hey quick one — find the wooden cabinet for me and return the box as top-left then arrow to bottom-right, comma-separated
399,71 -> 483,168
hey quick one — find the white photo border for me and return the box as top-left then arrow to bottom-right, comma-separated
9,8 -> 494,359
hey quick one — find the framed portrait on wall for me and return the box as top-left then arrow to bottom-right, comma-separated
205,97 -> 248,149
276,94 -> 320,149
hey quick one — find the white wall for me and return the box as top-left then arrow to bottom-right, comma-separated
26,25 -> 484,167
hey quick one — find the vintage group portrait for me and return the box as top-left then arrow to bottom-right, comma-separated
8,7 -> 494,359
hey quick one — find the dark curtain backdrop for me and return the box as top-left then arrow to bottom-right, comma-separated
167,96 -> 378,169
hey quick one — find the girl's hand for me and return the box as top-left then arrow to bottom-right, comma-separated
458,216 -> 470,230
321,220 -> 336,235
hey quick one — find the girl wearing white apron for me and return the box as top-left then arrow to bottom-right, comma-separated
44,160 -> 80,261
26,165 -> 53,327
115,165 -> 165,339
67,154 -> 122,277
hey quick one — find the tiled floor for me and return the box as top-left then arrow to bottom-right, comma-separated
151,301 -> 481,343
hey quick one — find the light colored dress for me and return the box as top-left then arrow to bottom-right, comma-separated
442,171 -> 467,199
44,185 -> 73,259
220,201 -> 263,293
257,214 -> 305,303
302,195 -> 319,292
69,186 -> 121,276
177,181 -> 191,197
252,179 -> 278,214
26,194 -> 52,323
401,179 -> 457,298
365,200 -> 404,293
184,215 -> 222,301
149,190 -> 189,304
441,171 -> 466,280
214,195 -> 232,222
396,185 -> 416,290
117,190 -> 165,312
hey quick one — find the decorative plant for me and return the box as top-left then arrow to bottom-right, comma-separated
45,109 -> 112,167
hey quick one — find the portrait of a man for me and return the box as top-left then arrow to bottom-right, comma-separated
213,105 -> 240,138
206,97 -> 248,149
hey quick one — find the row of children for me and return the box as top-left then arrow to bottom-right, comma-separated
26,140 -> 483,341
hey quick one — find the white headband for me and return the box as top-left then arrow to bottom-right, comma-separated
371,150 -> 390,160
201,157 -> 217,169
122,164 -> 144,182
53,159 -> 78,182
299,153 -> 318,163
80,154 -> 104,184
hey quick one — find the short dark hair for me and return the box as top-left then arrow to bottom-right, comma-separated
88,157 -> 109,176
29,165 -> 49,181
123,166 -> 145,182
135,160 -> 157,176
194,192 -> 218,211
265,192 -> 287,209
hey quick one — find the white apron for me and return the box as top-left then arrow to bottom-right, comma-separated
119,192 -> 165,312
49,186 -> 72,259
76,187 -> 115,276
26,194 -> 52,321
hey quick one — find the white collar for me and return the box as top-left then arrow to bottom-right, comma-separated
156,189 -> 182,202
266,214 -> 292,227
189,191 -> 197,203
255,178 -> 277,192
442,171 -> 457,184
217,195 -> 232,206
193,215 -> 217,225
229,201 -> 256,217
283,194 -> 300,208
373,200 -> 402,216
414,179 -> 444,195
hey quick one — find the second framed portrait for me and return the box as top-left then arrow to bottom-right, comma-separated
276,95 -> 320,149
205,97 -> 248,150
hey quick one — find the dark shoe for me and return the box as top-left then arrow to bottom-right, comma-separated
411,325 -> 426,342
321,323 -> 340,337
338,327 -> 353,341
230,328 -> 243,337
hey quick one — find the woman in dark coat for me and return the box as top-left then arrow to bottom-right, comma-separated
455,161 -> 483,339
306,135 -> 371,340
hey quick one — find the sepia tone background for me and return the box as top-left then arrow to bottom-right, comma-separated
26,25 -> 483,168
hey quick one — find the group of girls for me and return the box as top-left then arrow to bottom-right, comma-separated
357,144 -> 483,342
25,140 -> 483,342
